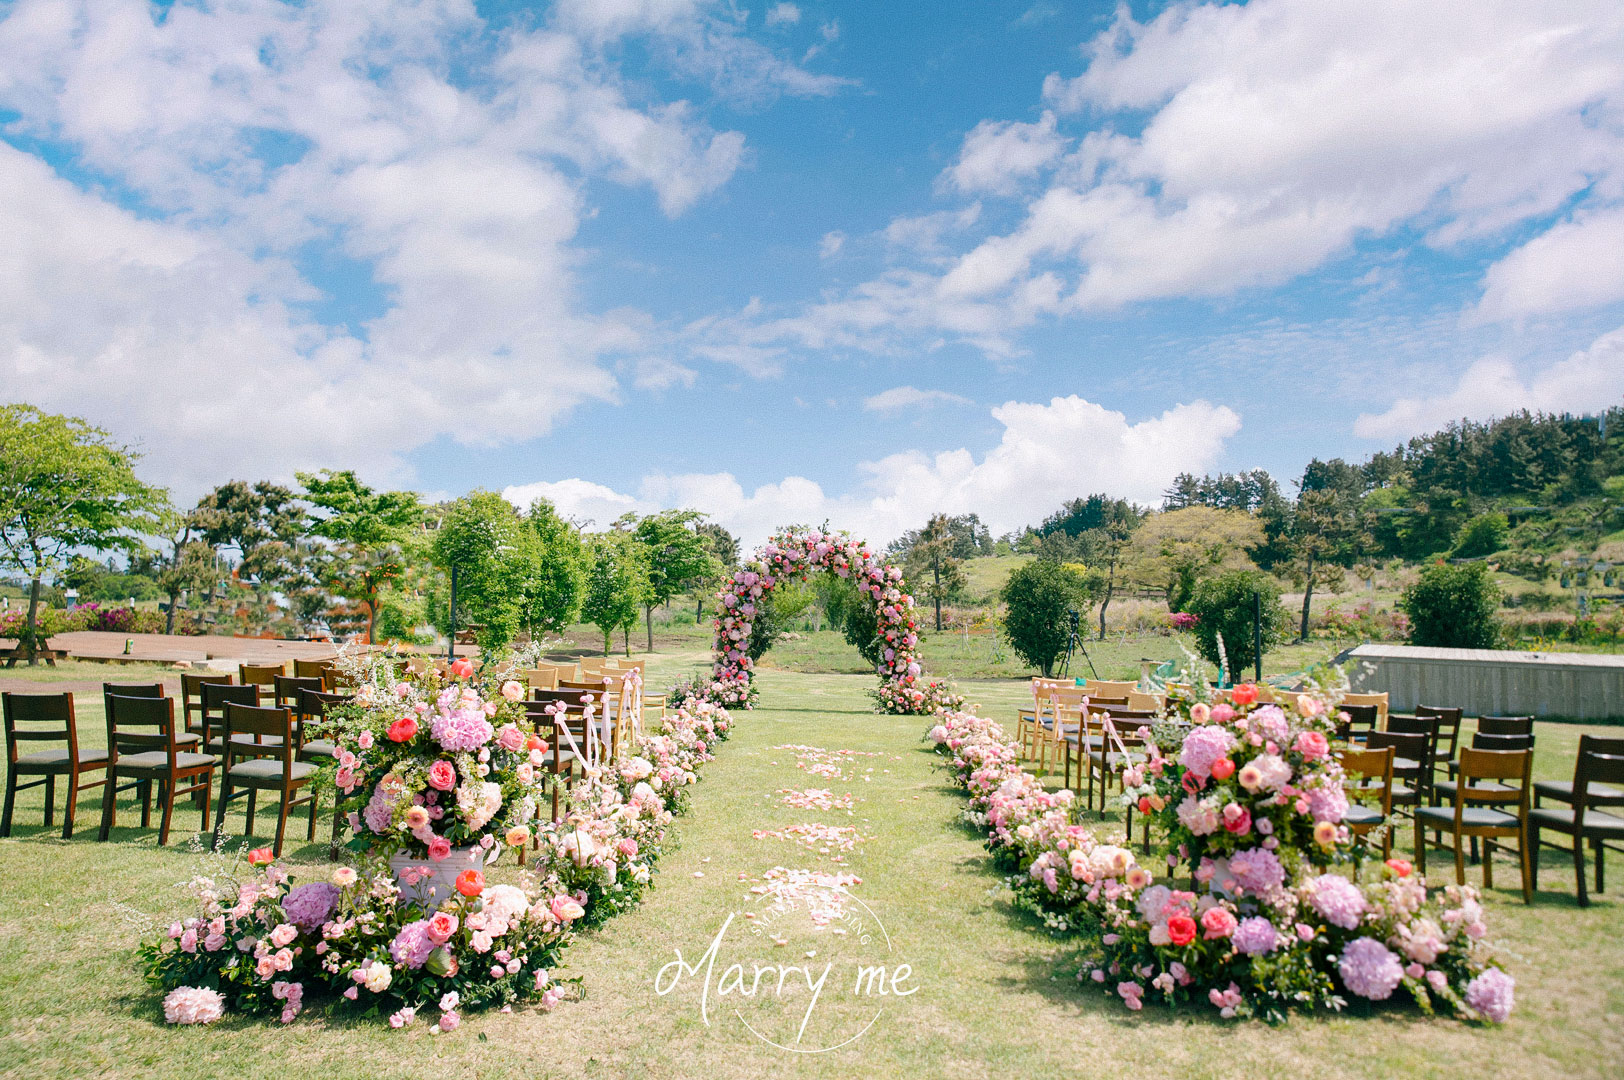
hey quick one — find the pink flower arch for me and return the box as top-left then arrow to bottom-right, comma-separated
709,527 -> 962,715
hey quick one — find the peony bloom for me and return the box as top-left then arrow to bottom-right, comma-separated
1306,873 -> 1367,930
1230,684 -> 1258,706
163,986 -> 225,1025
246,847 -> 274,867
389,1006 -> 416,1028
404,806 -> 430,830
361,961 -> 394,993
428,760 -> 457,791
449,658 -> 475,679
506,825 -> 530,848
386,716 -> 418,743
1339,937 -> 1404,1000
550,895 -> 585,923
356,730 -> 374,750
1231,917 -> 1279,956
501,680 -> 524,702
1200,907 -> 1237,940
455,870 -> 485,897
427,836 -> 453,861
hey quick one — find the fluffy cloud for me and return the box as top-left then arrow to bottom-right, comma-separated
862,386 -> 973,412
939,111 -> 1068,196
1474,205 -> 1624,322
505,393 -> 1241,547
1353,325 -> 1624,441
0,0 -> 840,494
765,4 -> 802,28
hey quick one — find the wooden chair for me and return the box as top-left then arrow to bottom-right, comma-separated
238,662 -> 286,687
579,657 -> 612,676
1338,744 -> 1396,858
1033,686 -> 1086,773
1343,692 -> 1389,729
1366,729 -> 1432,820
1530,735 -> 1624,906
1085,679 -> 1137,699
1415,747 -> 1533,903
296,688 -> 351,858
1337,704 -> 1379,745
2,692 -> 108,839
1127,690 -> 1166,713
292,657 -> 339,687
526,699 -> 592,821
273,675 -> 323,710
180,673 -> 233,739
608,660 -> 665,722
98,694 -> 215,846
1086,712 -> 1154,817
212,702 -> 317,857
1416,705 -> 1463,775
525,667 -> 560,691
200,682 -> 275,758
1016,678 -> 1069,760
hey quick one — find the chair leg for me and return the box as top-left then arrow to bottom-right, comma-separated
199,773 -> 213,832
328,805 -> 344,861
1529,826 -> 1540,892
212,776 -> 230,851
1482,838 -> 1495,890
1518,826 -> 1531,904
61,770 -> 80,840
158,778 -> 176,846
139,779 -> 151,829
1574,829 -> 1589,907
273,790 -> 290,858
1596,837 -> 1605,893
1,772 -> 16,838
307,788 -> 319,841
99,770 -> 117,841
1414,815 -> 1425,875
44,774 -> 55,827
245,790 -> 257,836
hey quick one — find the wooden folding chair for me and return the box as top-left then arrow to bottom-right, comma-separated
1338,744 -> 1396,859
1530,734 -> 1624,906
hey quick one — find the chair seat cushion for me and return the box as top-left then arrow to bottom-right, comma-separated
118,750 -> 216,773
1415,805 -> 1520,829
1343,804 -> 1385,826
1528,807 -> 1624,836
207,734 -> 285,755
1434,779 -> 1514,801
1534,780 -> 1624,806
1393,756 -> 1422,772
299,739 -> 338,759
227,758 -> 315,783
14,746 -> 109,770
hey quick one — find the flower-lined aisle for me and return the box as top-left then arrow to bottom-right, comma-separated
925,679 -> 1516,1024
141,653 -> 735,1033
706,527 -> 962,714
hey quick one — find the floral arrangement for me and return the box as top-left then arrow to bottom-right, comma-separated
710,526 -> 958,715
925,687 -> 1515,1024
325,654 -> 545,862
141,667 -> 735,1033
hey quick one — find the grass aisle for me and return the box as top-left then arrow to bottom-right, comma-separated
1,668 -> 1621,1078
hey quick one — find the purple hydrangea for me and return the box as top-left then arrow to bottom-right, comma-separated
1306,873 -> 1367,930
282,882 -> 341,933
1339,937 -> 1404,1000
1228,847 -> 1285,896
1179,725 -> 1237,780
1251,705 -> 1290,744
389,919 -> 436,969
1306,782 -> 1349,824
1464,968 -> 1515,1022
1231,916 -> 1279,956
362,781 -> 399,834
431,709 -> 493,753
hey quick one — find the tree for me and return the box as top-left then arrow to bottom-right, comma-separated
1284,460 -> 1372,641
1186,570 -> 1290,682
999,560 -> 1095,677
298,470 -> 423,643
746,580 -> 815,661
153,505 -> 218,634
1125,506 -> 1264,612
0,404 -> 166,662
518,499 -> 587,636
581,530 -> 649,656
1401,562 -> 1502,649
903,513 -> 968,631
430,491 -> 528,652
692,521 -> 739,623
191,479 -> 306,592
1450,512 -> 1510,559
630,509 -> 716,652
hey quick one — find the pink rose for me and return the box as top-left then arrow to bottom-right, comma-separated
428,760 -> 457,792
427,836 -> 452,862
497,725 -> 525,752
357,730 -> 374,750
1201,907 -> 1237,940
427,912 -> 459,944
1294,730 -> 1329,761
550,895 -> 585,923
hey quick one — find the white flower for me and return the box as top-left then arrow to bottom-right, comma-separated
362,962 -> 394,993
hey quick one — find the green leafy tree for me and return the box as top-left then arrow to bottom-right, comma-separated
999,560 -> 1095,677
1186,569 -> 1290,682
298,470 -> 423,643
1401,562 -> 1502,649
692,521 -> 740,623
430,491 -> 529,652
629,509 -> 717,652
191,479 -> 306,594
154,505 -> 218,633
1125,506 -> 1264,612
518,499 -> 588,636
0,404 -> 166,661
1450,512 -> 1510,559
903,513 -> 969,631
1284,460 -> 1372,641
582,531 -> 649,656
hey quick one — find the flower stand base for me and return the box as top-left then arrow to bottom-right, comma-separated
390,845 -> 500,909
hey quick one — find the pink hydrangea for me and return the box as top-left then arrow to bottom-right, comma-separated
1179,725 -> 1237,780
163,986 -> 225,1025
389,919 -> 436,969
1306,782 -> 1349,824
1231,916 -> 1279,956
282,882 -> 341,933
1339,937 -> 1404,1000
432,710 -> 494,753
1228,847 -> 1285,896
1465,968 -> 1515,1022
1306,873 -> 1367,930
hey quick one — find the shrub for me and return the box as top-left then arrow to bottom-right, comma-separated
1186,570 -> 1289,680
1450,512 -> 1509,559
999,561 -> 1090,677
1401,561 -> 1502,649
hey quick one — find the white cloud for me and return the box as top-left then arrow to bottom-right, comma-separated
1353,325 -> 1624,441
505,394 -> 1241,547
0,0 -> 843,494
1474,204 -> 1624,323
765,4 -> 801,28
940,111 -> 1068,196
882,204 -> 982,259
819,230 -> 845,258
862,386 -> 973,412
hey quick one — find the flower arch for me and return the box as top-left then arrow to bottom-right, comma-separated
710,527 -> 962,714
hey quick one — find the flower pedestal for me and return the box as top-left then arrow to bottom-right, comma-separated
390,844 -> 500,909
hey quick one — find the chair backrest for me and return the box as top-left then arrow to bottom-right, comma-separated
2,692 -> 78,763
579,657 -> 611,675
1127,691 -> 1166,712
1477,715 -> 1534,737
525,667 -> 560,691
103,681 -> 165,699
239,662 -> 287,686
532,688 -> 597,709
1366,729 -> 1432,776
105,693 -> 180,758
559,678 -> 614,696
1343,691 -> 1390,727
1047,686 -> 1087,706
1086,680 -> 1137,698
1470,731 -> 1535,753
202,682 -> 260,744
1456,747 -> 1532,806
607,659 -> 646,674
1387,713 -> 1437,738
1338,745 -> 1395,812
1573,735 -> 1624,817
296,688 -> 352,721
1338,704 -> 1379,741
273,675 -> 324,708
181,673 -> 234,730
222,702 -> 295,765
292,657 -> 338,682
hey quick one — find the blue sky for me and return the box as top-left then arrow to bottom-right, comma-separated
2,1 -> 1623,545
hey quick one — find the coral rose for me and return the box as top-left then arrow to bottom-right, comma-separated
427,759 -> 456,791
449,658 -> 475,679
386,716 -> 418,743
1210,757 -> 1236,781
455,869 -> 485,897
1230,684 -> 1258,706
1167,914 -> 1198,946
247,847 -> 274,867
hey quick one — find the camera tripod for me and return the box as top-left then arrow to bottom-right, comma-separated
1056,609 -> 1099,680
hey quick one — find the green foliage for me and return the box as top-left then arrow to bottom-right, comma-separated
430,490 -> 529,652
746,582 -> 815,661
191,480 -> 305,585
373,585 -> 432,644
631,509 -> 716,608
0,403 -> 167,653
298,469 -> 422,642
518,499 -> 587,635
581,530 -> 648,655
1186,570 -> 1290,680
1401,561 -> 1503,649
999,560 -> 1093,677
902,513 -> 969,630
1450,512 -> 1509,559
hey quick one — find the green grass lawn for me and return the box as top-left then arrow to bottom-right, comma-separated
2,662 -> 1622,1079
